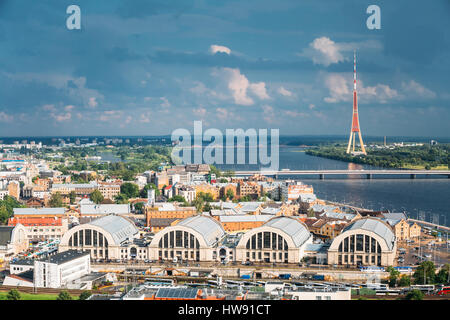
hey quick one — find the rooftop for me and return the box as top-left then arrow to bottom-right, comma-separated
89,215 -> 139,245
38,250 -> 90,265
177,215 -> 225,247
264,216 -> 311,247
13,207 -> 65,216
344,217 -> 395,250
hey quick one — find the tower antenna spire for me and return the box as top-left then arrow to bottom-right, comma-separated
346,50 -> 367,155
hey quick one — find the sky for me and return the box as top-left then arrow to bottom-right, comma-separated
0,0 -> 449,137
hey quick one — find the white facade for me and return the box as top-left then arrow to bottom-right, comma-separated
235,216 -> 313,264
34,251 -> 90,288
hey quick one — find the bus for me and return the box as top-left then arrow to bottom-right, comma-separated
360,266 -> 385,272
437,286 -> 450,295
375,289 -> 401,295
410,284 -> 435,294
393,266 -> 413,273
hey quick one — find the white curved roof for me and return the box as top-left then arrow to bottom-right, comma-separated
176,215 -> 225,247
89,215 -> 139,245
344,218 -> 395,250
264,216 -> 311,247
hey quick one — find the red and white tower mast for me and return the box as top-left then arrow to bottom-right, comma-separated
346,51 -> 367,155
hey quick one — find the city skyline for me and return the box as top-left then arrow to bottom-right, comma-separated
0,0 -> 449,137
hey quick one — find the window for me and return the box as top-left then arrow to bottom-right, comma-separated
356,234 -> 363,251
175,231 -> 182,247
257,233 -> 262,249
85,229 -> 92,246
263,232 -> 271,249
272,233 -> 277,250
169,232 -> 174,248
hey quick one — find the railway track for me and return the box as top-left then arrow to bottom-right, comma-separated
0,285 -> 101,295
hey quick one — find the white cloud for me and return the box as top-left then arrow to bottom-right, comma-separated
88,97 -> 98,108
52,112 -> 71,122
262,105 -> 277,123
193,107 -> 207,117
323,73 -> 399,104
65,105 -> 75,111
221,68 -> 254,105
209,45 -> 231,55
140,112 -> 151,123
309,37 -> 344,66
324,74 -> 352,103
283,110 -> 308,118
278,86 -> 293,97
249,82 -> 270,100
213,68 -> 269,106
0,112 -> 13,122
300,37 -> 382,66
401,80 -> 436,99
99,110 -> 123,122
160,97 -> 171,108
216,107 -> 229,120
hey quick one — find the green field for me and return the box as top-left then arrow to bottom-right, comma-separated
0,292 -> 79,300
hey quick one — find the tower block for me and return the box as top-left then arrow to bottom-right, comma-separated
346,51 -> 367,155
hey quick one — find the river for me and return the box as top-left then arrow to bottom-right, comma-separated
216,146 -> 450,227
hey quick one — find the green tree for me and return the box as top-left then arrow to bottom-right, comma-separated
413,261 -> 436,284
122,170 -> 136,181
120,183 -> 139,198
90,189 -> 104,204
386,266 -> 401,287
6,289 -> 21,300
168,195 -> 186,203
69,191 -> 77,205
203,202 -> 212,212
78,291 -> 92,300
226,189 -> 235,200
209,165 -> 221,177
140,183 -> 160,198
435,264 -> 450,284
115,193 -> 129,204
57,290 -> 73,300
134,202 -> 144,213
404,289 -> 424,300
49,192 -> 64,207
398,275 -> 411,287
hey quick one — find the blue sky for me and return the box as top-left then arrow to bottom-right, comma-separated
0,0 -> 449,137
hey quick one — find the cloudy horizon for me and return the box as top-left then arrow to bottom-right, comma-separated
0,0 -> 449,137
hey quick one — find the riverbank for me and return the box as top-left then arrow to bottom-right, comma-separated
305,145 -> 449,170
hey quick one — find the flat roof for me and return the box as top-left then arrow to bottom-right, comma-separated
13,207 -> 65,215
39,250 -> 90,265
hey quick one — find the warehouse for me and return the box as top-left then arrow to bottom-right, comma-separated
59,214 -> 139,260
235,216 -> 313,263
148,215 -> 226,262
327,217 -> 397,267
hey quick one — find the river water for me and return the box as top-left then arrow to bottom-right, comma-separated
217,146 -> 450,227
96,146 -> 449,226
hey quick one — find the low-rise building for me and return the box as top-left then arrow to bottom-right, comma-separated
8,216 -> 69,241
0,224 -> 29,261
34,250 -> 91,288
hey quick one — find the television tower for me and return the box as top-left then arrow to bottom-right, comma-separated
346,51 -> 367,155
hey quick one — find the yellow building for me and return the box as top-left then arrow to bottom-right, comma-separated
392,219 -> 421,241
145,203 -> 197,227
